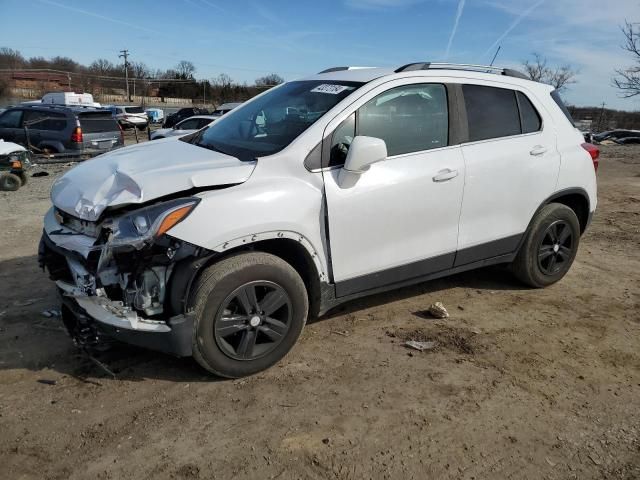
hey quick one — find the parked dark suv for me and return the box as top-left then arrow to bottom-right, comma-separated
0,105 -> 124,156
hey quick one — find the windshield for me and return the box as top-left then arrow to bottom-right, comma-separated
188,80 -> 363,160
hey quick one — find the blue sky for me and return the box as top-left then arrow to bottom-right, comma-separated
1,0 -> 639,109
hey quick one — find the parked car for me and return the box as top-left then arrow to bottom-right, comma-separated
145,108 -> 165,124
0,105 -> 124,156
39,62 -> 598,378
614,136 -> 640,145
211,102 -> 243,118
109,105 -> 149,130
150,115 -> 216,140
0,140 -> 30,191
592,129 -> 640,143
162,107 -> 209,128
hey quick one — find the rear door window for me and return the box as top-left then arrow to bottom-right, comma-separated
197,118 -> 213,129
177,118 -> 200,130
463,85 -> 521,141
517,92 -> 542,134
78,112 -> 120,133
24,110 -> 67,131
0,110 -> 23,128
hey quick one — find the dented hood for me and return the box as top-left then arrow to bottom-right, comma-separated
51,138 -> 256,221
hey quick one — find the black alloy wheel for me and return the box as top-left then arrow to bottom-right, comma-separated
537,220 -> 574,275
214,281 -> 292,361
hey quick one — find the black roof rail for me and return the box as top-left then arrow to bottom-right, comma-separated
318,66 -> 350,74
395,62 -> 530,80
394,62 -> 431,72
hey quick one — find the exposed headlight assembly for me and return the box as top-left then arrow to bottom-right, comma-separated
108,198 -> 199,247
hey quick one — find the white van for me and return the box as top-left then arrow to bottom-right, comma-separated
41,92 -> 101,107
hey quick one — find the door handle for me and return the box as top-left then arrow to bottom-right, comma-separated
432,168 -> 459,182
530,145 -> 548,156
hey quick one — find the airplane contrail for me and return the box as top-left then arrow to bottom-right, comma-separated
445,0 -> 466,59
38,0 -> 155,34
481,0 -> 545,60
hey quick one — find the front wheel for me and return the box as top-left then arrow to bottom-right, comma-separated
511,203 -> 581,288
190,252 -> 308,378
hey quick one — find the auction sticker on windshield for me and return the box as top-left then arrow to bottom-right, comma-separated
310,84 -> 355,95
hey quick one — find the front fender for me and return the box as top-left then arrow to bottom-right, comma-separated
167,173 -> 329,281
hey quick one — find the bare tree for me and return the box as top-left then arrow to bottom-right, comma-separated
130,61 -> 150,79
522,53 -> 577,92
89,59 -> 116,75
212,73 -> 233,88
0,47 -> 25,69
175,60 -> 196,80
28,56 -> 50,69
255,73 -> 284,87
613,21 -> 640,98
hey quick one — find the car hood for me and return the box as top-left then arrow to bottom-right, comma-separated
0,140 -> 27,155
51,138 -> 256,221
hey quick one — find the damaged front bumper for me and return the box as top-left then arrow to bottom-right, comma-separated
38,207 -> 211,357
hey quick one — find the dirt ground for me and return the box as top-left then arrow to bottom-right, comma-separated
0,142 -> 638,480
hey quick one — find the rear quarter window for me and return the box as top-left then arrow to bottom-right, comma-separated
550,90 -> 575,126
516,92 -> 542,134
463,84 -> 521,142
78,113 -> 120,133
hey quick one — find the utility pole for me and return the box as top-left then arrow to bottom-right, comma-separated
119,49 -> 130,102
597,102 -> 606,132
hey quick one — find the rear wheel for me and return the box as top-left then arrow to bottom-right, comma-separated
190,252 -> 308,378
0,173 -> 21,191
511,203 -> 581,287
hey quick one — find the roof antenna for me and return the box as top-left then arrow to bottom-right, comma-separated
489,45 -> 501,67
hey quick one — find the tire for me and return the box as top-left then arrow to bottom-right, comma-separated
42,146 -> 58,155
18,172 -> 28,186
0,173 -> 21,191
511,203 -> 581,288
190,252 -> 308,378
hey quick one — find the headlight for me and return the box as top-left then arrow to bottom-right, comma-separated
8,151 -> 30,168
108,198 -> 199,247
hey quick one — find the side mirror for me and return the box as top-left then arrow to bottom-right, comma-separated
343,136 -> 387,173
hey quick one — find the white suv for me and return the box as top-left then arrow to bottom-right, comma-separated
39,63 -> 598,378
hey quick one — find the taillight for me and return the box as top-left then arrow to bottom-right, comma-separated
71,126 -> 83,143
581,143 -> 600,172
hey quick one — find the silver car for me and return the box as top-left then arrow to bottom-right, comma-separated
150,115 -> 217,140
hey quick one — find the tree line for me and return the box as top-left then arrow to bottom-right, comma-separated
0,47 -> 284,104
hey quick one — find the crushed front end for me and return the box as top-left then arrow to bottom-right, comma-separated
38,199 -> 214,356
